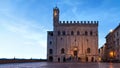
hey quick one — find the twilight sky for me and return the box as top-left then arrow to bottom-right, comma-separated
0,0 -> 120,59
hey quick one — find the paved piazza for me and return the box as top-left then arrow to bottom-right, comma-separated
0,62 -> 120,68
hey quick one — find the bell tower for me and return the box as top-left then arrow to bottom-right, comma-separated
53,6 -> 59,27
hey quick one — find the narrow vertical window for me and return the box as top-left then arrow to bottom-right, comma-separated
85,31 -> 88,36
87,48 -> 90,53
62,31 -> 66,35
117,32 -> 119,36
71,31 -> 74,35
77,31 -> 80,35
49,49 -> 53,54
90,31 -> 92,36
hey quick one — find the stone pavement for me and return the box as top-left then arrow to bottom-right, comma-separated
0,62 -> 120,68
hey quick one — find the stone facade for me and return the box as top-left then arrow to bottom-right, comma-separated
99,43 -> 107,62
105,24 -> 120,62
47,7 -> 99,62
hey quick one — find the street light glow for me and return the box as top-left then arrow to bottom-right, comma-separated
109,51 -> 114,58
110,29 -> 113,33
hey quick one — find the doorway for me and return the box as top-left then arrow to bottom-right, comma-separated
74,50 -> 78,57
58,58 -> 60,62
91,57 -> 94,62
63,57 -> 66,62
49,56 -> 53,62
86,57 -> 88,62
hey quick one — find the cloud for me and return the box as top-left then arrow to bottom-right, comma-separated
0,5 -> 48,58
1,0 -> 120,58
1,15 -> 48,46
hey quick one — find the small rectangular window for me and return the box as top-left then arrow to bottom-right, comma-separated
58,31 -> 60,36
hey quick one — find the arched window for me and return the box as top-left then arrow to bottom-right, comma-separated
87,48 -> 90,53
58,58 -> 60,62
50,41 -> 52,45
71,31 -> 74,35
49,49 -> 53,54
61,48 -> 65,54
90,31 -> 93,36
58,31 -> 60,36
85,31 -> 88,36
77,31 -> 80,35
48,32 -> 53,36
62,31 -> 66,35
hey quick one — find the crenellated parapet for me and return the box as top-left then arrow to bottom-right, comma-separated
59,21 -> 99,25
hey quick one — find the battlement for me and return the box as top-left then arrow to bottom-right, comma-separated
59,21 -> 99,25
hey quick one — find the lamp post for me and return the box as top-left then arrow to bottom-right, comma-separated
109,51 -> 114,58
109,51 -> 114,62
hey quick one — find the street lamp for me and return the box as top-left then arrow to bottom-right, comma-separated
109,51 -> 114,58
98,57 -> 101,62
109,51 -> 115,62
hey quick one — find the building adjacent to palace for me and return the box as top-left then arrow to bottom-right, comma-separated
99,43 -> 107,62
47,7 -> 99,62
105,24 -> 120,62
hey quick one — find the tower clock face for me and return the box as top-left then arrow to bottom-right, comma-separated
54,11 -> 57,16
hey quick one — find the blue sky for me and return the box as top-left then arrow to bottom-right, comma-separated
0,0 -> 120,59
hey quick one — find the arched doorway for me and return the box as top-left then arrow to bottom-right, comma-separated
78,57 -> 81,62
86,57 -> 88,62
61,48 -> 65,54
74,50 -> 78,57
73,47 -> 78,61
63,57 -> 66,62
49,56 -> 53,62
73,47 -> 78,57
58,58 -> 60,62
91,57 -> 94,62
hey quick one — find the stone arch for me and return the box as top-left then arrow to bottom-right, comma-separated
86,57 -> 88,62
78,57 -> 81,61
58,57 -> 60,62
91,57 -> 94,62
61,48 -> 65,54
87,48 -> 91,53
49,56 -> 53,62
63,57 -> 66,62
73,50 -> 78,57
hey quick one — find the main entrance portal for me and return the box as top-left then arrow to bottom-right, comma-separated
74,50 -> 77,57
73,47 -> 78,61
73,47 -> 78,57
